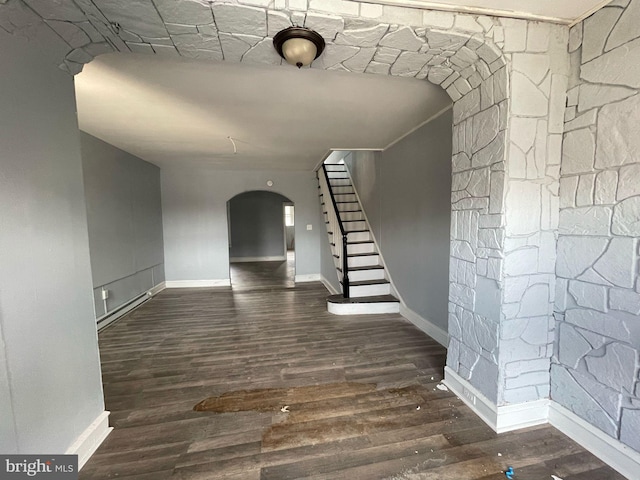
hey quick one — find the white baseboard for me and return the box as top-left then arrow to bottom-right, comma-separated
295,274 -> 321,283
320,275 -> 340,294
165,279 -> 231,288
148,281 -> 166,297
66,411 -> 112,470
399,304 -> 449,347
443,366 -> 549,433
97,294 -> 147,331
230,256 -> 286,263
549,402 -> 640,480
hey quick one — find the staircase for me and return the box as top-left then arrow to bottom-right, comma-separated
318,163 -> 400,315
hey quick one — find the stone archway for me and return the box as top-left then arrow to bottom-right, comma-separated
0,0 -> 569,422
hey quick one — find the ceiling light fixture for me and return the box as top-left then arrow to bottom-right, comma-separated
273,27 -> 325,68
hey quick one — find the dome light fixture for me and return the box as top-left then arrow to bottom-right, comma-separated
273,27 -> 325,68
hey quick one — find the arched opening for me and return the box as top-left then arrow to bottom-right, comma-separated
227,190 -> 295,290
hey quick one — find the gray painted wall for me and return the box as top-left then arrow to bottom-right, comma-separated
162,168 -> 321,281
0,25 -> 104,453
345,108 -> 453,332
81,133 -> 165,318
553,0 -> 640,453
229,191 -> 289,260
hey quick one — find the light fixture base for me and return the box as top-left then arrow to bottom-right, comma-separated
273,27 -> 325,68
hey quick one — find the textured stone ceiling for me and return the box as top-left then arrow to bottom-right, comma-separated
1,0 -> 519,168
362,0 -> 611,24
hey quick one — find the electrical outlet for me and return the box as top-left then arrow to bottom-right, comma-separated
306,224 -> 312,230
462,387 -> 476,406
101,288 -> 109,300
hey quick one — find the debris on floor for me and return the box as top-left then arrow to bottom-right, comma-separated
416,406 -> 421,410
280,405 -> 290,413
505,466 -> 514,479
497,453 -> 502,456
436,383 -> 449,391
551,476 -> 564,480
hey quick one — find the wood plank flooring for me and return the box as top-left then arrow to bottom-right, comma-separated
80,262 -> 626,479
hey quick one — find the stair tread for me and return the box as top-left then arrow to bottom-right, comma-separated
346,240 -> 374,245
341,279 -> 389,286
338,265 -> 384,272
327,294 -> 399,304
347,252 -> 379,257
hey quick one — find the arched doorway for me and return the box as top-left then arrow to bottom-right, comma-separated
227,190 -> 295,290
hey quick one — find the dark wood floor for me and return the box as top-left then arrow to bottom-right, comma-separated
80,262 -> 626,479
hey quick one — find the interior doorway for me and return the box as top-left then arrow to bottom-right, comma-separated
227,190 -> 295,290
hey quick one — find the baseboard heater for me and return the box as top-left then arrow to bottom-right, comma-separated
96,292 -> 149,332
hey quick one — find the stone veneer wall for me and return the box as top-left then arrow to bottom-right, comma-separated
553,0 -> 640,453
1,0 -> 568,409
448,23 -> 568,406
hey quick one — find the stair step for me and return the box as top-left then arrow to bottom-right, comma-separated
344,221 -> 367,231
329,179 -> 352,186
345,231 -> 371,242
346,253 -> 380,268
331,186 -> 354,194
346,241 -> 375,254
338,265 -> 385,281
342,280 -> 391,297
327,294 -> 400,315
334,194 -> 357,202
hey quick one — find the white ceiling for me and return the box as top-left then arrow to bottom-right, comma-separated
364,0 -> 611,24
75,53 -> 451,171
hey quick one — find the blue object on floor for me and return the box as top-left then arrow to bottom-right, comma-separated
505,467 -> 514,479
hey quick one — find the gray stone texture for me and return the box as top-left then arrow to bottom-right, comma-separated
555,0 -> 640,453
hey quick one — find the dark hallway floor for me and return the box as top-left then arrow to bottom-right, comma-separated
230,251 -> 295,291
80,279 -> 625,479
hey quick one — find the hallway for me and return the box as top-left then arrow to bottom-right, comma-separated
80,283 -> 624,479
230,252 -> 296,291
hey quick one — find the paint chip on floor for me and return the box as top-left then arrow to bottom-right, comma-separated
436,383 -> 449,391
551,476 -> 564,480
280,405 -> 290,413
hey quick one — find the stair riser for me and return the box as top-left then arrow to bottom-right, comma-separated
344,221 -> 367,231
348,256 -> 380,268
337,202 -> 359,211
327,172 -> 348,179
328,302 -> 400,315
334,194 -> 357,202
331,187 -> 354,194
329,179 -> 351,187
346,269 -> 386,282
347,243 -> 376,255
349,283 -> 391,297
347,231 -> 371,242
340,211 -> 364,221
324,211 -> 363,222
